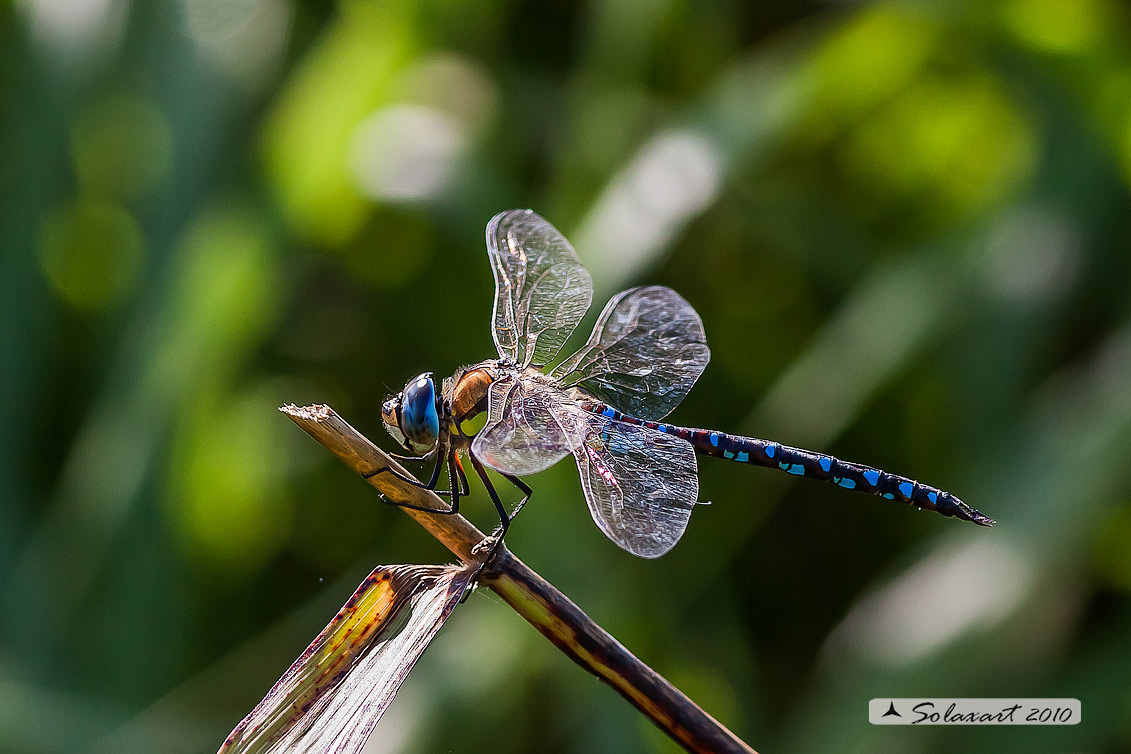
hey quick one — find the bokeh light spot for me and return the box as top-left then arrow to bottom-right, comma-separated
577,129 -> 721,287
146,202 -> 280,395
169,383 -> 294,575
349,104 -> 468,202
839,71 -> 1035,226
70,91 -> 173,198
260,4 -> 415,245
983,204 -> 1081,303
17,0 -> 128,68
1003,0 -> 1114,54
178,0 -> 291,90
809,8 -> 935,121
37,198 -> 144,311
389,53 -> 499,133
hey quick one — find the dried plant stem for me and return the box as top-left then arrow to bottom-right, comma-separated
281,403 -> 756,754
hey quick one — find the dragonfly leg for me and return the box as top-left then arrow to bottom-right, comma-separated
501,473 -> 533,519
470,457 -> 510,537
374,486 -> 459,515
466,457 -> 511,578
451,451 -> 471,497
445,446 -> 462,514
366,467 -> 457,496
467,461 -> 540,571
363,439 -> 445,486
388,450 -> 434,463
365,439 -> 460,514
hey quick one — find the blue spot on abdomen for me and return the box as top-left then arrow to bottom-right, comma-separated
863,469 -> 880,486
898,481 -> 913,498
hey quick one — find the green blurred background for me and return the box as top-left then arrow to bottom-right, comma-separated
3,0 -> 1131,752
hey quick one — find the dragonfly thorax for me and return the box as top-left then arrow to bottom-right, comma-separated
449,364 -> 495,432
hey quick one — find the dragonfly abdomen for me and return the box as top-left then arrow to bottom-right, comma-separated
585,402 -> 994,527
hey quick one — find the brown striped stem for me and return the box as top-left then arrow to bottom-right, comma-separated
280,403 -> 756,754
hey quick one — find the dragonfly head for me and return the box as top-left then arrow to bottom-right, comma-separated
382,372 -> 441,454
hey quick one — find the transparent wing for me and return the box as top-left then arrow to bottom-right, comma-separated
573,413 -> 699,558
218,564 -> 473,754
487,209 -> 594,368
471,372 -> 588,476
471,372 -> 700,557
550,286 -> 709,420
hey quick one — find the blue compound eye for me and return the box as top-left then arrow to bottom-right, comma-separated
400,373 -> 439,447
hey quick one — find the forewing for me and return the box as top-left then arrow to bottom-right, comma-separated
487,209 -> 594,368
551,286 -> 709,420
472,373 -> 588,476
573,413 -> 699,558
218,564 -> 474,754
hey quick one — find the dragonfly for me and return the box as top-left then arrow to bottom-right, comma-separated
372,209 -> 994,558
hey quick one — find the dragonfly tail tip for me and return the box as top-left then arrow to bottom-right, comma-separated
970,511 -> 996,527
